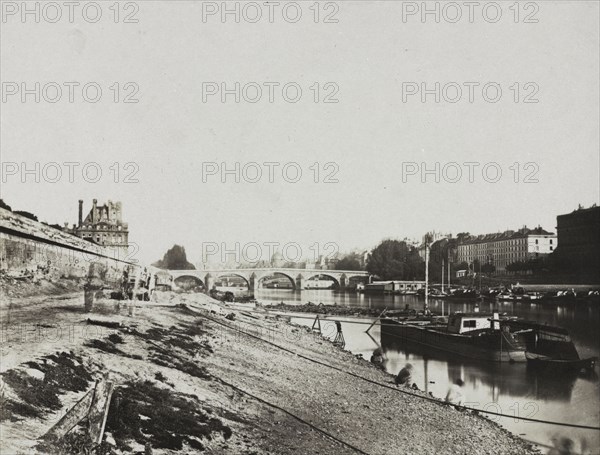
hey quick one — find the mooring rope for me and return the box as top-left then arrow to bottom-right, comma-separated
194,309 -> 600,432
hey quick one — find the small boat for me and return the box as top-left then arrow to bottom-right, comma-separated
401,290 -> 418,296
506,319 -> 598,373
497,291 -> 515,301
446,288 -> 480,300
526,292 -> 544,301
526,354 -> 598,373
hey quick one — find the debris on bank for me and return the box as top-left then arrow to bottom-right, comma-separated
263,300 -> 385,317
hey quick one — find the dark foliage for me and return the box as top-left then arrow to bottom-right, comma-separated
105,380 -> 232,451
366,240 -> 424,280
152,245 -> 196,270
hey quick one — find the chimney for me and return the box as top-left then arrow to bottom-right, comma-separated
78,200 -> 83,227
92,199 -> 97,223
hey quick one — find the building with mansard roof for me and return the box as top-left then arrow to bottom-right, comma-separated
456,226 -> 556,273
70,199 -> 129,259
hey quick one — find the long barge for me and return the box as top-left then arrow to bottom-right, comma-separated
381,312 -> 527,363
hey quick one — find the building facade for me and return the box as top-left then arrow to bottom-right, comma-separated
70,199 -> 129,258
555,205 -> 600,276
457,227 -> 556,273
418,231 -> 452,259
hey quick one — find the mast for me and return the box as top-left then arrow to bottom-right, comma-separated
448,256 -> 451,289
424,236 -> 429,312
441,259 -> 445,293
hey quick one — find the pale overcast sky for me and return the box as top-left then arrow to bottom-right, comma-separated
1,1 -> 599,264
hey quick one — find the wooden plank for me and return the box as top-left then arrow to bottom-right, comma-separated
365,308 -> 387,334
87,378 -> 114,444
43,384 -> 96,441
96,383 -> 115,444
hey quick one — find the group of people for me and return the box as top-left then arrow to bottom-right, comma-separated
120,266 -> 157,301
369,349 -> 466,406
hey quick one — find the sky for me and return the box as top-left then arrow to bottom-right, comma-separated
1,1 -> 599,265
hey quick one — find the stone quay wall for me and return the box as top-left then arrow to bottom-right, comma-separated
0,208 -> 137,287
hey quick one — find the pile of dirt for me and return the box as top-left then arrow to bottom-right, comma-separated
105,380 -> 232,452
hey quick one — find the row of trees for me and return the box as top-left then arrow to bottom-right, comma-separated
362,238 -> 498,282
365,240 -> 424,280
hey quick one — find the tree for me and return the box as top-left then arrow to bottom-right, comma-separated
366,240 -> 423,280
335,253 -> 363,271
481,263 -> 496,276
153,245 -> 196,270
454,261 -> 469,272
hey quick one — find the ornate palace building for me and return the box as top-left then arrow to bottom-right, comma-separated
70,199 -> 129,257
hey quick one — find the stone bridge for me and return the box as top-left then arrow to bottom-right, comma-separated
166,268 -> 371,291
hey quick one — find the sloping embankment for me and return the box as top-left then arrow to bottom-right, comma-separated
0,290 -> 539,454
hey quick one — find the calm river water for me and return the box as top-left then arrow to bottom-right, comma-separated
254,289 -> 600,454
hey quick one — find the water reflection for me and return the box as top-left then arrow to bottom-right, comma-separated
381,329 -> 593,402
269,289 -> 600,454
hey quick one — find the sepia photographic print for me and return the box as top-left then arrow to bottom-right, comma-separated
0,1 -> 599,454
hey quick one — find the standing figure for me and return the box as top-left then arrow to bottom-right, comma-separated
445,378 -> 465,406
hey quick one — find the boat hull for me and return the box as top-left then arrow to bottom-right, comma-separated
381,319 -> 527,363
526,355 -> 598,373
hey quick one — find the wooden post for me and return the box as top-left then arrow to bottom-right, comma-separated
43,387 -> 96,441
42,377 -> 114,444
311,315 -> 322,334
87,378 -> 114,444
333,321 -> 345,349
366,308 -> 387,334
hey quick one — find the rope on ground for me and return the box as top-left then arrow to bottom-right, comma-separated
196,310 -> 600,432
211,376 -> 372,455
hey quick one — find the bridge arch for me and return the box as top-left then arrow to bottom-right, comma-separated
303,273 -> 340,289
257,272 -> 297,290
214,273 -> 251,289
173,274 -> 205,291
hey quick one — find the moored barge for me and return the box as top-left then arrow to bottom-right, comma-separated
381,312 -> 527,363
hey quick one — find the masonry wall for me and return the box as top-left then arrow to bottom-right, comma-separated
0,208 -> 136,287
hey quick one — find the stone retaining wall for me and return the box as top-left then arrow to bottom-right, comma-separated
0,208 -> 137,287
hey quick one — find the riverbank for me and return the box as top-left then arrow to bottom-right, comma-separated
0,285 -> 539,454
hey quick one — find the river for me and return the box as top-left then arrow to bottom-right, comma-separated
253,288 -> 600,455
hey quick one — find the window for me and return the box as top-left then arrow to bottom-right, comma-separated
550,246 -> 553,251
550,239 -> 553,244
463,320 -> 477,328
535,239 -> 538,244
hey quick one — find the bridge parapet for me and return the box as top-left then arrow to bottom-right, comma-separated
166,268 -> 370,291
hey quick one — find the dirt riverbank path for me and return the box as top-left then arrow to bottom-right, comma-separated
0,290 -> 538,454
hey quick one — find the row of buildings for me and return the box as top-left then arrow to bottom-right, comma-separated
455,226 -> 556,273
66,199 -> 599,279
422,205 -> 599,276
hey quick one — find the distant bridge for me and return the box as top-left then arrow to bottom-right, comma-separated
166,268 -> 371,291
